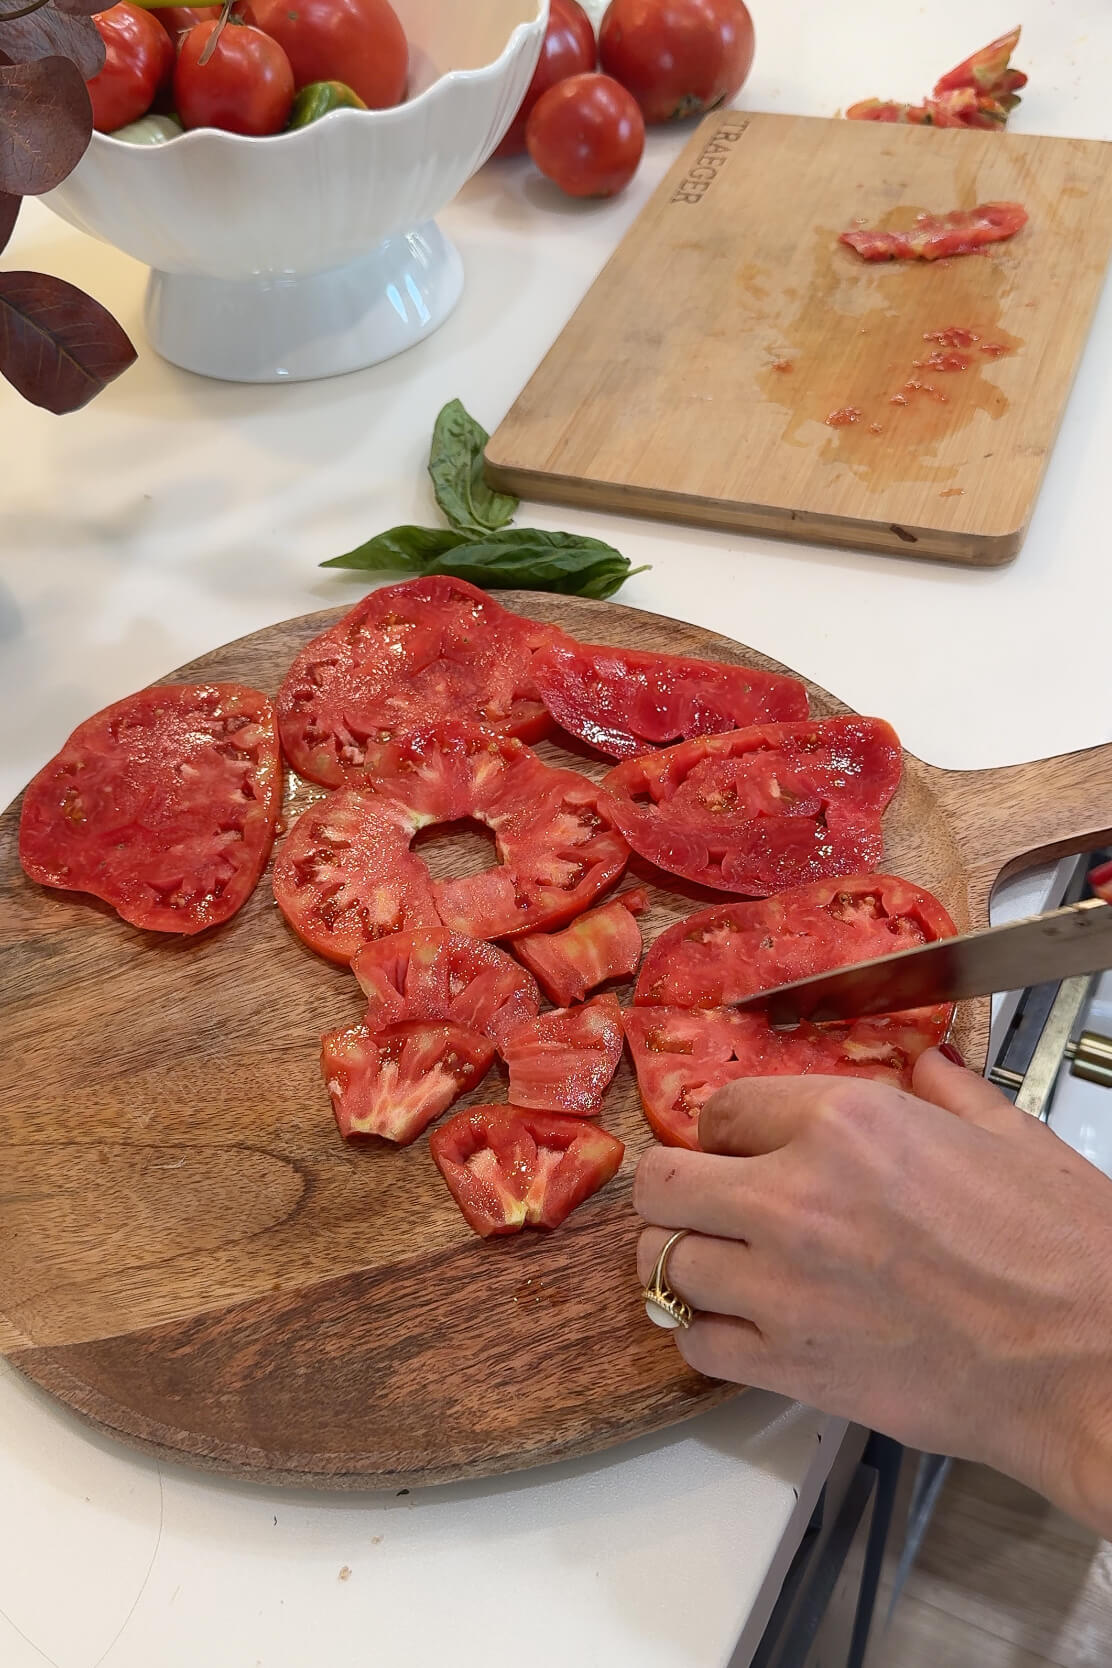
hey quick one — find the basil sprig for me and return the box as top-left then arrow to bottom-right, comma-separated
320,401 -> 649,600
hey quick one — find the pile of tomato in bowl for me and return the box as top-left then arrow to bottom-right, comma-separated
87,0 -> 411,139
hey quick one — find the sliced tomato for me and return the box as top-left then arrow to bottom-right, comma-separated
429,1104 -> 624,1237
636,874 -> 957,1007
602,717 -> 901,896
321,1019 -> 494,1145
530,637 -> 809,760
351,928 -> 540,1051
846,98 -> 931,123
274,721 -> 629,957
276,576 -> 554,788
848,30 -> 1025,132
272,786 -> 438,962
623,1004 -> 948,1150
502,993 -> 625,1113
840,203 -> 1027,263
19,683 -> 281,935
513,886 -> 647,1005
1090,860 -> 1112,902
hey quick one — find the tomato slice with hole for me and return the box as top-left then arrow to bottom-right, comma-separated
274,720 -> 630,959
636,874 -> 956,1007
503,993 -> 625,1113
602,717 -> 901,896
321,1019 -> 494,1145
623,1004 -> 949,1149
839,203 -> 1027,263
429,1104 -> 624,1237
18,683 -> 281,935
513,887 -> 647,1005
277,576 -> 555,787
532,637 -> 809,759
352,928 -> 540,1051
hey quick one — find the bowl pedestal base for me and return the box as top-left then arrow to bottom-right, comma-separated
143,221 -> 464,384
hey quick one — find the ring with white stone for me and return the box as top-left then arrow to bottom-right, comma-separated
642,1230 -> 694,1330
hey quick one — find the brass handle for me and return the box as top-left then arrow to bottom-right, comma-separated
1069,1029 -> 1112,1089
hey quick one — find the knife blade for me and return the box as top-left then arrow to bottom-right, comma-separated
731,897 -> 1112,1028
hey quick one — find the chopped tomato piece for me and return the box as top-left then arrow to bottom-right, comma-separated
636,874 -> 958,1007
531,637 -> 809,760
321,1019 -> 494,1145
840,203 -> 1028,263
430,1104 -> 624,1237
932,27 -> 1026,101
623,1004 -> 949,1150
502,994 -> 625,1114
602,717 -> 902,896
18,682 -> 281,935
352,928 -> 540,1051
274,719 -> 629,958
513,887 -> 648,1005
847,28 -> 1026,131
276,576 -> 554,787
1090,860 -> 1112,903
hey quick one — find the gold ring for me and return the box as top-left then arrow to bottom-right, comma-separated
642,1230 -> 694,1331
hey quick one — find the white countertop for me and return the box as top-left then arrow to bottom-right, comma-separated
1,3 -> 1109,1664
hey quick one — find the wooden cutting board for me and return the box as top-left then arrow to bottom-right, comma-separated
1,593 -> 1110,1488
485,113 -> 1112,565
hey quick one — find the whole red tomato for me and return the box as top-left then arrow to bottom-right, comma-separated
494,0 -> 596,159
175,21 -> 295,135
599,0 -> 755,123
526,72 -> 644,199
241,0 -> 407,108
86,3 -> 175,134
156,6 -> 221,48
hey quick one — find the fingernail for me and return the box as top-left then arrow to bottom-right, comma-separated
939,1042 -> 966,1068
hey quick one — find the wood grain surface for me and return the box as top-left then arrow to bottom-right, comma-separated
486,113 -> 1112,565
2,592 -> 1111,1488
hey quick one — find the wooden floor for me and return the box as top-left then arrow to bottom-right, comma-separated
866,1462 -> 1112,1668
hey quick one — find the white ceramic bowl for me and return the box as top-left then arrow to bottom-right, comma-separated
45,0 -> 547,382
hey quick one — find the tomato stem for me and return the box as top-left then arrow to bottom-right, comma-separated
197,0 -> 236,66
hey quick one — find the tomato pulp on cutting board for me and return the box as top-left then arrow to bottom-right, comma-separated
18,682 -> 281,934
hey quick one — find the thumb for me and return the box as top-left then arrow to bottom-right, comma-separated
912,1046 -> 1024,1133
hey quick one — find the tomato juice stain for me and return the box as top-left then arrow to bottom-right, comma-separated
756,223 -> 1023,494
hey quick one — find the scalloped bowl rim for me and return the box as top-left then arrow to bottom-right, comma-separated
90,0 -> 548,157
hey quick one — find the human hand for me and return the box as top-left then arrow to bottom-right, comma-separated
634,1049 -> 1112,1535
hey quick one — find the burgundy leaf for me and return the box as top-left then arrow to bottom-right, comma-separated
0,6 -> 105,78
0,270 -> 136,412
0,188 -> 19,252
0,56 -> 91,195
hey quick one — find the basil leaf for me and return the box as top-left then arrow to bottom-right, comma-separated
428,399 -> 518,535
418,528 -> 649,599
320,525 -> 470,570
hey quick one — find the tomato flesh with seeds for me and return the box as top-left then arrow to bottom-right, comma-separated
513,887 -> 647,1005
276,576 -> 555,788
602,717 -> 901,896
636,874 -> 956,1006
840,203 -> 1027,263
626,872 -> 956,1148
273,720 -> 629,960
321,1020 -> 494,1145
352,928 -> 540,1052
430,1104 -> 624,1237
623,1004 -> 949,1149
531,637 -> 809,760
19,683 -> 281,934
503,993 -> 625,1113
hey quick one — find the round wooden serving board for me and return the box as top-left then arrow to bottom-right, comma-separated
1,593 -> 1110,1488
